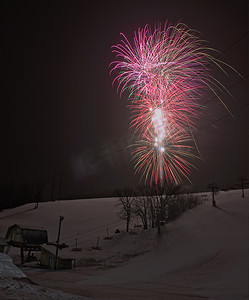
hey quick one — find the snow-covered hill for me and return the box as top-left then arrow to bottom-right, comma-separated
0,189 -> 248,299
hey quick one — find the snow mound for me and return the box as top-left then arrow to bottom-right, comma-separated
0,278 -> 92,300
0,253 -> 26,278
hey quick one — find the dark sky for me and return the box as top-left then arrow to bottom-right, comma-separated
1,0 -> 248,198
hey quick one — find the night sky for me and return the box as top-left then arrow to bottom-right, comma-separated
1,0 -> 248,199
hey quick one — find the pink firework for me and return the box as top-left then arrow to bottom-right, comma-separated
110,22 -> 232,185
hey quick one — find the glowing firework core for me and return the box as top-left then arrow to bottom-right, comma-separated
152,108 -> 165,145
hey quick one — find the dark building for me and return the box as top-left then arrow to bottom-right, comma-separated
5,224 -> 48,246
40,245 -> 74,270
5,224 -> 48,263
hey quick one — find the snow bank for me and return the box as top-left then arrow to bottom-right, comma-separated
0,278 -> 92,300
0,253 -> 93,299
0,253 -> 26,278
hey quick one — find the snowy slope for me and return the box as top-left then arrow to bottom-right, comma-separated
79,189 -> 248,300
0,189 -> 248,300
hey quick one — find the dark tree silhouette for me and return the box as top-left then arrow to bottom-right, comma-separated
115,187 -> 135,232
34,183 -> 45,209
133,195 -> 149,230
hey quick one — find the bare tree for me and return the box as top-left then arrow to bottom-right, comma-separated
133,194 -> 149,230
147,194 -> 156,228
34,183 -> 45,209
114,183 -> 201,235
115,187 -> 135,232
148,183 -> 182,226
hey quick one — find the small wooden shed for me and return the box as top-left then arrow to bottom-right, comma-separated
5,224 -> 48,263
40,245 -> 74,270
0,237 -> 8,253
5,224 -> 48,248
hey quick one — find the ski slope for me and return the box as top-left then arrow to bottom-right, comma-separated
0,189 -> 248,299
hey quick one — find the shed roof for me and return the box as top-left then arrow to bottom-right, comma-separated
7,224 -> 47,232
5,224 -> 48,245
41,245 -> 73,260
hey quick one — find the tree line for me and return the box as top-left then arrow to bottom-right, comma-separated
0,183 -> 45,211
114,184 -> 201,232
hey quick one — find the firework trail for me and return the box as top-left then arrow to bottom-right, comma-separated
110,22 -> 233,186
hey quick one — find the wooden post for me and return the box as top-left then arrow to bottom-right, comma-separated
51,170 -> 56,202
212,188 -> 216,207
20,245 -> 24,265
58,171 -> 64,201
239,176 -> 247,198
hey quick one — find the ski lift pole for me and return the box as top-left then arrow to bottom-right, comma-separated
54,215 -> 64,270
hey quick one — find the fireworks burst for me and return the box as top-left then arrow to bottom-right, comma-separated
110,22 -> 234,186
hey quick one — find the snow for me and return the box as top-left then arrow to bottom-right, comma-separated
0,189 -> 248,299
0,253 -> 91,299
0,278 -> 93,300
0,253 -> 27,278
